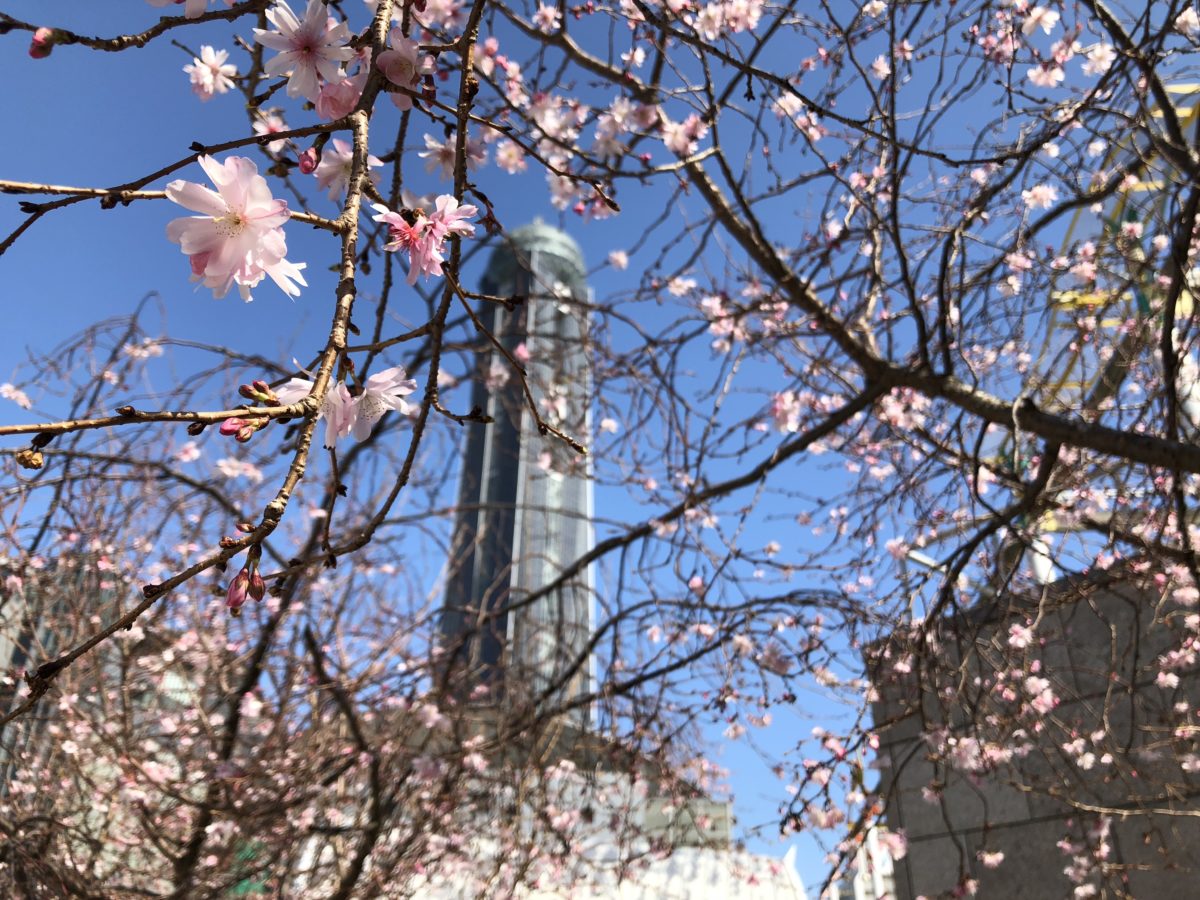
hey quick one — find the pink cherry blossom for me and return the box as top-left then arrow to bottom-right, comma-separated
1021,182 -> 1059,210
275,374 -> 356,449
534,4 -> 562,33
0,382 -> 31,409
254,0 -> 354,102
495,139 -> 528,174
1022,7 -> 1060,36
771,390 -> 801,432
1081,43 -> 1115,75
371,194 -> 477,284
377,31 -> 431,111
978,850 -> 1005,869
1027,62 -> 1065,88
1007,622 -> 1035,649
425,194 -> 478,243
315,71 -> 367,120
298,147 -> 320,174
225,568 -> 251,615
165,155 -> 307,301
183,45 -> 237,102
418,132 -> 488,180
351,366 -> 419,440
313,138 -> 383,200
660,114 -> 708,156
252,112 -> 289,154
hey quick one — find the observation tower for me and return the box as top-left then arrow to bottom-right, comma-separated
440,223 -> 596,726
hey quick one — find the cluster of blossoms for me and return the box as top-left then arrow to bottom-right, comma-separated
219,367 -> 418,450
371,195 -> 479,284
276,365 -> 419,450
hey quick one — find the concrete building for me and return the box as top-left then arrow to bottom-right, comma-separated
870,574 -> 1200,899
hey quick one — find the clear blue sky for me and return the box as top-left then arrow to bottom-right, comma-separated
0,4 -> 889,890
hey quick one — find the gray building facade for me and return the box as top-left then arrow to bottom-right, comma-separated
870,576 -> 1200,899
440,223 -> 595,725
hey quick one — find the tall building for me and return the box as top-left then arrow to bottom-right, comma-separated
441,222 -> 596,725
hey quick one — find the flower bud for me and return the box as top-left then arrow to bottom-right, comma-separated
298,147 -> 320,175
226,568 -> 251,616
29,28 -> 55,59
238,380 -> 278,404
219,417 -> 247,436
247,569 -> 266,602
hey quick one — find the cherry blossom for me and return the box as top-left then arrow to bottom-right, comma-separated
215,457 -> 265,482
371,194 -> 478,284
1081,43 -> 1115,75
1022,7 -> 1060,36
175,441 -> 202,463
1021,183 -> 1059,210
165,155 -> 307,301
534,4 -> 562,33
771,391 -> 802,432
494,139 -> 528,174
351,366 -> 419,440
1007,622 -> 1034,649
183,45 -> 237,102
1028,62 -> 1065,88
660,114 -> 708,156
275,374 -> 356,449
0,382 -> 31,409
419,132 -> 487,179
252,112 -> 289,153
377,32 -> 431,111
315,70 -> 367,120
313,138 -> 383,200
254,0 -> 354,102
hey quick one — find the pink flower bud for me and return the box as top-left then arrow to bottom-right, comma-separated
238,380 -> 278,404
247,569 -> 266,602
220,417 -> 247,436
298,147 -> 320,175
29,28 -> 55,59
226,569 -> 251,616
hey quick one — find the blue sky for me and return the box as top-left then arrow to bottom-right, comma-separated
0,4 -> 920,891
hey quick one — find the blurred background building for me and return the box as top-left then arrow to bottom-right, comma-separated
441,222 -> 596,727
